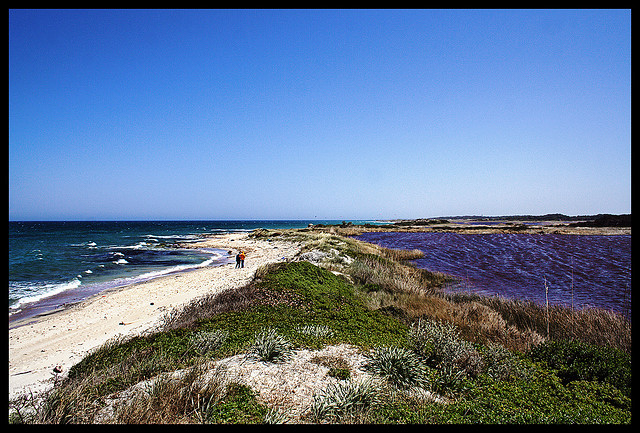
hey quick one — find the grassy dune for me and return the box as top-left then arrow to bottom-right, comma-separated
10,228 -> 631,424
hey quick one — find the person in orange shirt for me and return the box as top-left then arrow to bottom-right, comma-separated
238,251 -> 246,268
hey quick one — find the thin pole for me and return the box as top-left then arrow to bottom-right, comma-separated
544,275 -> 550,339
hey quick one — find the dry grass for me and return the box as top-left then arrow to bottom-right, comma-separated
349,255 -> 451,297
272,229 -> 631,355
283,227 -> 630,355
112,362 -> 229,424
379,247 -> 425,261
446,292 -> 631,354
158,277 -> 303,333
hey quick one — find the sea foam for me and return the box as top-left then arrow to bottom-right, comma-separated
9,278 -> 82,314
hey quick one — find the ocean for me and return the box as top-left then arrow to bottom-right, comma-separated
8,220 -> 363,323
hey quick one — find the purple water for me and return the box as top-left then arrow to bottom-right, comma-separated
355,232 -> 631,317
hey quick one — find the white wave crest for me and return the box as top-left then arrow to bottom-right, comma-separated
145,257 -> 214,278
9,278 -> 82,314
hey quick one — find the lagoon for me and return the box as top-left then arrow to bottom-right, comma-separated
355,231 -> 631,318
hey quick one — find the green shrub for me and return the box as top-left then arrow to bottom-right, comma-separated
409,318 -> 482,376
67,335 -> 151,380
251,261 -> 410,349
204,383 -> 267,424
527,340 -> 631,397
567,380 -> 631,412
481,343 -> 531,382
328,367 -> 351,380
410,369 -> 631,424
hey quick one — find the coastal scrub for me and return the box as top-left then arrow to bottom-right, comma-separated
10,229 -> 632,424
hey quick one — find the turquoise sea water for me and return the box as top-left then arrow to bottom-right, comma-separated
9,220 -> 369,322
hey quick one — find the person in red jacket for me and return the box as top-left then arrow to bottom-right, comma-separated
238,251 -> 246,268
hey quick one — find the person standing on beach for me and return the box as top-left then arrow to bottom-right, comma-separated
239,251 -> 246,268
235,252 -> 241,268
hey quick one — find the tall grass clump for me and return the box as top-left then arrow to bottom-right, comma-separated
307,378 -> 382,423
363,346 -> 428,389
189,329 -> 229,356
16,375 -> 102,424
379,247 -> 425,262
467,295 -> 631,354
114,362 -> 230,423
249,327 -> 294,363
295,324 -> 334,339
481,342 -> 531,382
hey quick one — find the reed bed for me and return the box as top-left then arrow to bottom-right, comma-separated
349,255 -> 451,297
462,294 -> 632,354
379,247 -> 425,262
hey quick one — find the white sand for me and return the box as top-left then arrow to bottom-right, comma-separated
9,233 -> 302,400
94,343 -> 376,422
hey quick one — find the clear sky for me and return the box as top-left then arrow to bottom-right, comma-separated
9,9 -> 631,221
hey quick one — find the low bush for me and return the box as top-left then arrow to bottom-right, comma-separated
481,342 -> 531,382
204,383 -> 267,424
527,340 -> 631,398
442,369 -> 631,423
369,369 -> 631,424
409,318 -> 482,376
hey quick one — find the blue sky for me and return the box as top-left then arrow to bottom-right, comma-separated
9,9 -> 631,221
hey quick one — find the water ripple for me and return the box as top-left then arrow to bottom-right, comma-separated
355,232 -> 631,317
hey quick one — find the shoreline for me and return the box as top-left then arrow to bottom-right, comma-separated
320,220 -> 631,236
8,249 -> 233,329
8,233 -> 302,400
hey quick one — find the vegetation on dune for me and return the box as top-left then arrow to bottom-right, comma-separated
10,228 -> 631,424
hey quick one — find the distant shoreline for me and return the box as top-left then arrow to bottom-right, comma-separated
311,214 -> 631,236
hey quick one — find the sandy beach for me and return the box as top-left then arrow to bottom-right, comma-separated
9,233 -> 302,400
